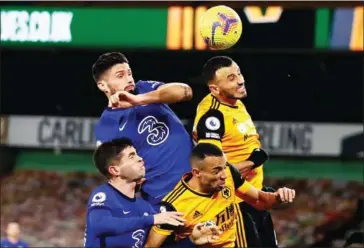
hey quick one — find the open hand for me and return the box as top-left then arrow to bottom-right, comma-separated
190,222 -> 221,245
153,211 -> 186,227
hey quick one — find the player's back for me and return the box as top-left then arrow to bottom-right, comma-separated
85,183 -> 155,248
95,80 -> 193,207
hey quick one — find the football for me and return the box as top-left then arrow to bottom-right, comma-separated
199,5 -> 242,50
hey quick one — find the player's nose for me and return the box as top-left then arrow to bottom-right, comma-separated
220,169 -> 227,179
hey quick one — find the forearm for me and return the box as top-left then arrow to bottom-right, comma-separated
90,209 -> 154,236
233,160 -> 254,172
140,83 -> 192,104
236,182 -> 278,210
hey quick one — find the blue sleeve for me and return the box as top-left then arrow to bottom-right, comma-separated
137,80 -> 165,94
22,242 -> 29,248
89,208 -> 154,237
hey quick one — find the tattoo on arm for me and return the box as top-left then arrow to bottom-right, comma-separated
182,85 -> 192,100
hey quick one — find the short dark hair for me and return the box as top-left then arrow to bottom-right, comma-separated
92,52 -> 129,82
93,138 -> 133,178
190,143 -> 224,161
202,56 -> 233,84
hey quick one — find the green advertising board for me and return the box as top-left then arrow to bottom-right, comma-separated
1,7 -> 168,48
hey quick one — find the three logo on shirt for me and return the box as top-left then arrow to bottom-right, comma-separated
138,116 -> 169,146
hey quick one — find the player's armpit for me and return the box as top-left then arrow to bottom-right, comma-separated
196,109 -> 225,142
145,228 -> 171,248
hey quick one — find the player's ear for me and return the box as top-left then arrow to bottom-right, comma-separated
97,80 -> 109,94
192,168 -> 201,177
208,83 -> 219,95
108,164 -> 120,176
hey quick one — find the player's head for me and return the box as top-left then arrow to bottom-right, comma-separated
202,56 -> 246,100
93,138 -> 145,181
92,52 -> 135,96
190,143 -> 227,192
6,222 -> 20,238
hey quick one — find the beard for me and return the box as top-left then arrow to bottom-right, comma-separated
223,92 -> 246,100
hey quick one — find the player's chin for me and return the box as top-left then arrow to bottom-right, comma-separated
216,185 -> 225,191
235,92 -> 247,99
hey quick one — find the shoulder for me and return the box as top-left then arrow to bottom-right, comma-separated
196,94 -> 215,111
196,95 -> 225,123
95,110 -> 119,129
161,180 -> 187,206
88,184 -> 113,208
195,107 -> 225,140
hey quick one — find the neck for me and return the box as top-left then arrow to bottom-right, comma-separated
187,176 -> 213,194
108,178 -> 136,199
212,93 -> 237,106
7,236 -> 19,243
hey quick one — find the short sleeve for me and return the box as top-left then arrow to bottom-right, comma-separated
227,163 -> 245,189
196,109 -> 225,141
136,80 -> 165,94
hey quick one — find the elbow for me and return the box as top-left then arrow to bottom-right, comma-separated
183,85 -> 193,101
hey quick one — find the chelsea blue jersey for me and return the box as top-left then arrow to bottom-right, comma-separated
0,239 -> 28,248
85,183 -> 155,248
95,80 -> 193,208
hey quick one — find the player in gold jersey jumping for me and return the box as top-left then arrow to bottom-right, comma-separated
145,143 -> 295,247
193,56 -> 278,247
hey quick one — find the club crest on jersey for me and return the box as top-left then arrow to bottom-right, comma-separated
205,117 -> 220,130
138,116 -> 169,146
222,187 -> 231,199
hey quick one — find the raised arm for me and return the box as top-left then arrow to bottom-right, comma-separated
110,83 -> 193,108
139,82 -> 193,104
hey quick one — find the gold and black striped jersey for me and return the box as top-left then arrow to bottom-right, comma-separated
151,164 -> 251,247
192,94 -> 263,190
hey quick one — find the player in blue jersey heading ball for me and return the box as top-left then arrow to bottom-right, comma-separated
92,52 -> 194,211
85,138 -> 221,248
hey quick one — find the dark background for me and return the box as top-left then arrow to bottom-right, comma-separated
1,49 -> 362,123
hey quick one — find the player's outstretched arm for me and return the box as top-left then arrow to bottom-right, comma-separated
140,82 -> 193,104
236,181 -> 296,210
89,208 -> 154,236
233,148 -> 268,180
110,83 -> 192,108
146,222 -> 221,247
144,211 -> 186,247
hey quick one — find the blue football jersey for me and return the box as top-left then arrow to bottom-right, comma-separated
0,239 -> 28,248
85,183 -> 155,248
95,80 -> 193,207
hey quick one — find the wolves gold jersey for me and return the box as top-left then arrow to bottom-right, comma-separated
192,94 -> 263,190
152,164 -> 250,248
